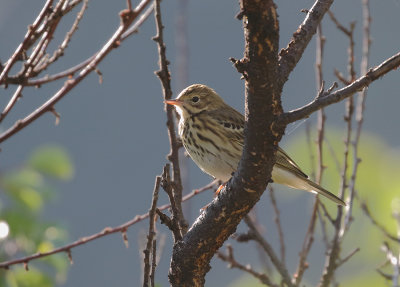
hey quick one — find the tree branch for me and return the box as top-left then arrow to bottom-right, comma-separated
278,0 -> 333,85
244,216 -> 294,287
0,0 -> 54,84
143,176 -> 161,287
168,1 -> 282,285
153,0 -> 187,236
0,0 -> 153,144
217,245 -> 278,287
278,51 -> 400,126
0,181 -> 213,269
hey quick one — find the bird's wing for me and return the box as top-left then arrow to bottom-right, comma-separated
208,108 -> 308,179
207,107 -> 245,145
275,147 -> 309,179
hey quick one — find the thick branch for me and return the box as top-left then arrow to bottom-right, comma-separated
278,51 -> 400,126
278,0 -> 334,85
168,1 -> 281,286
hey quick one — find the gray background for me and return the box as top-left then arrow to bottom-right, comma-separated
1,0 -> 399,286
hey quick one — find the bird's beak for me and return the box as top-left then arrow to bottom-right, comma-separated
164,99 -> 183,106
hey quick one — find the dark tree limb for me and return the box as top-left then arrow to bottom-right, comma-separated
168,2 -> 282,285
278,0 -> 334,86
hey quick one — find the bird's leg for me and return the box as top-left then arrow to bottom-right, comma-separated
214,183 -> 226,197
200,181 -> 227,211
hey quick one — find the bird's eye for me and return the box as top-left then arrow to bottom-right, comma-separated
191,96 -> 199,103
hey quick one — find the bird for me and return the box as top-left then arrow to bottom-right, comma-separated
165,84 -> 345,206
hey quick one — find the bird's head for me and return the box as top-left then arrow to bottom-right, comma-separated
165,84 -> 225,119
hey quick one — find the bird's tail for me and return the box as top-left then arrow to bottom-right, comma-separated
302,178 -> 346,206
272,167 -> 346,206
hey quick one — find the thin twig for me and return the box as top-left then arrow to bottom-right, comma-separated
320,13 -> 358,285
0,0 -> 54,84
217,245 -> 278,287
34,0 -> 89,74
153,0 -> 187,236
0,85 -> 24,123
150,239 -> 157,287
5,3 -> 154,87
0,0 -> 153,144
244,216 -> 295,287
315,24 -> 326,185
361,202 -> 400,243
160,164 -> 183,241
294,198 -> 319,286
143,176 -> 161,287
344,0 -> 372,232
269,187 -> 285,264
0,180 -> 214,269
278,51 -> 400,126
294,23 -> 325,287
337,247 -> 360,268
19,0 -> 68,79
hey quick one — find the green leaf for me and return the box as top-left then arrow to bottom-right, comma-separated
28,145 -> 73,180
5,267 -> 53,287
18,187 -> 43,212
2,169 -> 43,194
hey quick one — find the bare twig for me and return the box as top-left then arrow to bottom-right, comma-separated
34,0 -> 89,75
0,180 -> 213,269
315,24 -> 326,185
0,85 -> 24,123
337,247 -> 360,268
293,23 -> 324,287
150,239 -> 157,287
14,4 -> 154,87
244,216 -> 295,287
0,0 -> 54,84
345,0 -> 372,232
305,122 -> 316,181
0,0 -> 153,144
278,51 -> 400,126
15,0 -> 69,81
361,202 -> 400,243
320,14 -> 358,286
294,198 -> 319,286
143,176 -> 161,287
217,245 -> 278,287
269,187 -> 285,264
160,165 -> 183,241
153,0 -> 187,237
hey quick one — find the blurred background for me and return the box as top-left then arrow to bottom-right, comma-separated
0,0 -> 399,286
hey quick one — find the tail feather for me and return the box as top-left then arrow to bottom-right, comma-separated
304,178 -> 346,206
272,167 -> 346,206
